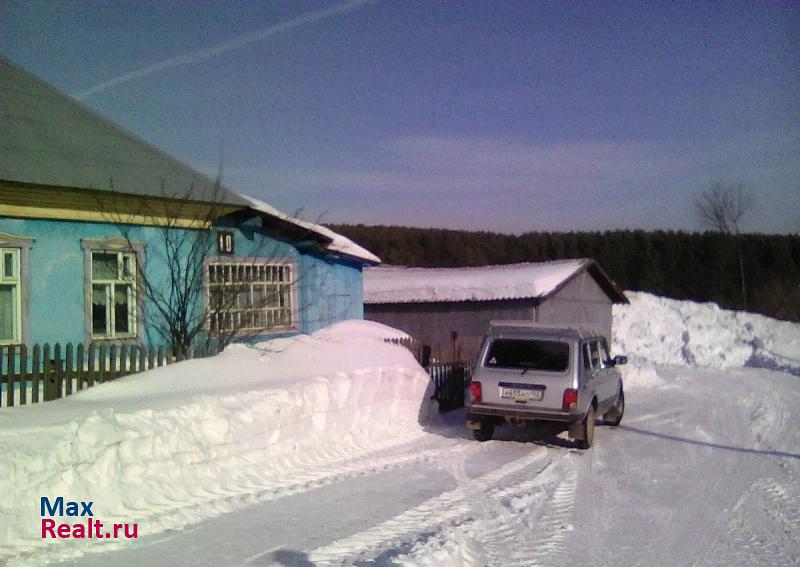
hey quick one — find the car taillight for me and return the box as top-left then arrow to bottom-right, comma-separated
562,388 -> 579,410
469,381 -> 482,403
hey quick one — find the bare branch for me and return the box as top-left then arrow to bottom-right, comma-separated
694,181 -> 756,310
694,181 -> 753,235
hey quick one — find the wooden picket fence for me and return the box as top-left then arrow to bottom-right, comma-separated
0,342 -> 221,408
384,336 -> 484,366
385,336 -> 472,411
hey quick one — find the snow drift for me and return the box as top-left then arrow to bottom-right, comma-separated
0,320 -> 430,565
613,292 -> 800,374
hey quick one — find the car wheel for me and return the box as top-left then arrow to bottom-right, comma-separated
472,420 -> 494,442
603,388 -> 625,426
577,405 -> 595,449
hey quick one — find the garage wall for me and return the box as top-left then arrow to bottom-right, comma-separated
536,270 -> 613,339
365,299 -> 536,361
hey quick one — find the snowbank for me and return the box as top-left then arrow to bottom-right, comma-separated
0,321 -> 430,565
613,292 -> 800,374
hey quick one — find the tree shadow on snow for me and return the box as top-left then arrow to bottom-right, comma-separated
618,425 -> 800,460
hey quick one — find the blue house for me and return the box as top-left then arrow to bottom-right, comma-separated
0,57 -> 379,350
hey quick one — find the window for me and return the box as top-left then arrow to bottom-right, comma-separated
599,338 -> 612,368
484,339 -> 570,372
90,251 -> 137,339
583,343 -> 592,370
207,261 -> 294,334
0,248 -> 21,344
583,341 -> 602,370
589,340 -> 601,368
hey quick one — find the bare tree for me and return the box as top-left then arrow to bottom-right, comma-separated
695,181 -> 753,235
99,178 -> 316,357
694,181 -> 754,309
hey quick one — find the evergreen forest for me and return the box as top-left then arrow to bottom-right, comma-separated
331,225 -> 800,322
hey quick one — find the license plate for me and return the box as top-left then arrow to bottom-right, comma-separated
500,387 -> 542,402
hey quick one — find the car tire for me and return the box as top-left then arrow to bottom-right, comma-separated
577,405 -> 595,449
603,388 -> 625,426
472,420 -> 494,442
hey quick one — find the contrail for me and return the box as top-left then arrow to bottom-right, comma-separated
74,0 -> 376,99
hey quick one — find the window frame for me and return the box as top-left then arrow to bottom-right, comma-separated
0,233 -> 34,347
90,251 -> 138,339
599,337 -> 612,368
582,340 -> 604,372
589,340 -> 602,369
204,256 -> 299,337
0,248 -> 21,345
81,238 -> 145,345
582,342 -> 593,371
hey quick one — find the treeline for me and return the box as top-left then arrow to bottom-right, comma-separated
331,224 -> 800,322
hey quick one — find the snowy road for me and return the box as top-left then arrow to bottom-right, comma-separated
54,365 -> 800,567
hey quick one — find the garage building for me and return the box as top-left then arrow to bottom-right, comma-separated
364,259 -> 628,361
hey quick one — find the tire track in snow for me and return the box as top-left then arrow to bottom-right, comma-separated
301,449 -> 584,567
6,433 -> 499,567
524,459 -> 578,566
467,457 -> 578,567
148,431 -> 500,531
698,477 -> 800,567
302,448 -> 553,566
479,454 -> 577,567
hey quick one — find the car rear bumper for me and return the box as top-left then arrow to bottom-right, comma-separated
466,402 -> 581,423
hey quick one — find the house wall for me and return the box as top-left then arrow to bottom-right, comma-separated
299,251 -> 364,333
0,215 -> 363,347
536,270 -> 613,339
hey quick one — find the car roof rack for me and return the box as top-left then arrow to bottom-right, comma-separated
487,321 -> 603,339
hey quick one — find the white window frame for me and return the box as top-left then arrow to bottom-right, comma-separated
0,247 -> 21,345
0,232 -> 34,347
81,238 -> 145,345
205,258 -> 298,336
90,251 -> 138,340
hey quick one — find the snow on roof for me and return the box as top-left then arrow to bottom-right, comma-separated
364,260 -> 589,304
237,193 -> 381,264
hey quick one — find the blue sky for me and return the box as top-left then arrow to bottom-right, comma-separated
3,1 -> 799,233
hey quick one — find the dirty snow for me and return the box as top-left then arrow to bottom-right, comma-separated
0,294 -> 798,567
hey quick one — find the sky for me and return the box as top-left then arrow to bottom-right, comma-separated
2,0 -> 799,234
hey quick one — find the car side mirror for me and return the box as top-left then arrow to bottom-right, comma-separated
613,355 -> 628,366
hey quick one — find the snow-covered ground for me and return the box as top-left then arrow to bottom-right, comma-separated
0,295 -> 798,566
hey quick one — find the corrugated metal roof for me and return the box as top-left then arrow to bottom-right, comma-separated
364,259 -> 628,304
0,56 -> 246,205
0,57 -> 380,265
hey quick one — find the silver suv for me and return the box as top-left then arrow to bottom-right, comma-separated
466,322 -> 627,448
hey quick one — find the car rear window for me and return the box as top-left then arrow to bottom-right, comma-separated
484,339 -> 570,372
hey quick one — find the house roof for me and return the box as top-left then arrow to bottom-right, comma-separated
238,194 -> 381,264
363,259 -> 628,304
0,56 -> 245,205
0,57 -> 380,265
